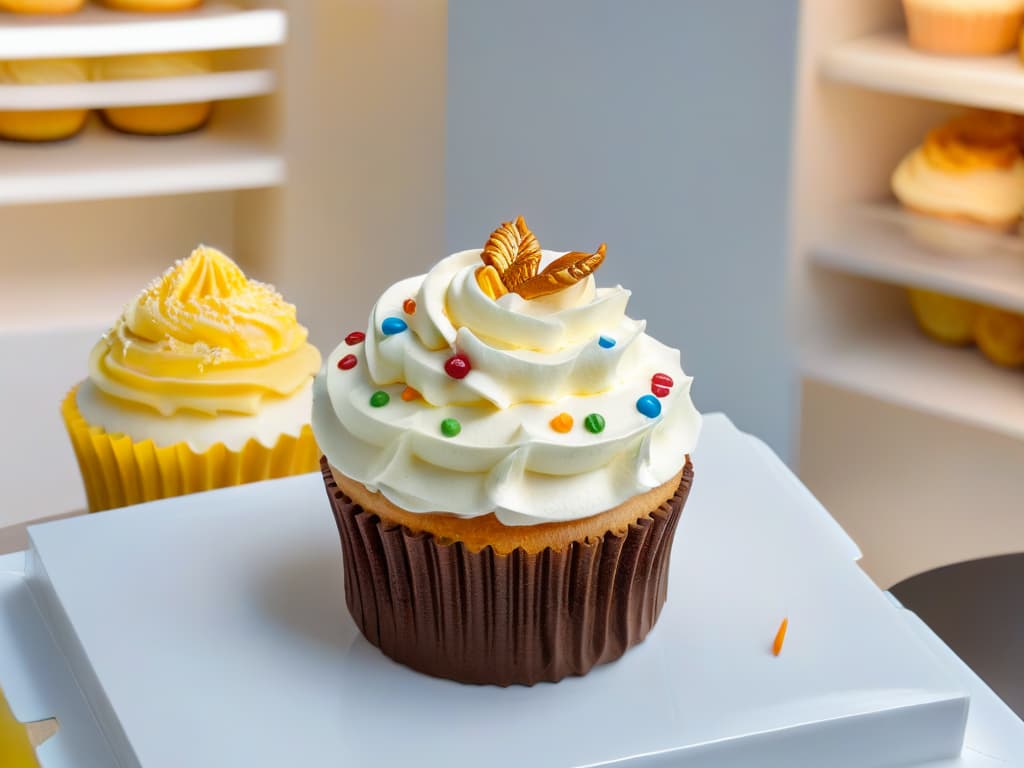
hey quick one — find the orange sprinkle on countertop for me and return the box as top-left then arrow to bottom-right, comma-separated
772,618 -> 789,657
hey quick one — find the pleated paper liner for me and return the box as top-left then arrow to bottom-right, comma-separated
322,456 -> 694,686
62,386 -> 320,513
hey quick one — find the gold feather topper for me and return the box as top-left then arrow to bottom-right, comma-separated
475,216 -> 606,300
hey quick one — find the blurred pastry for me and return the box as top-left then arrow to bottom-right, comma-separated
0,59 -> 89,142
903,0 -> 1024,55
95,52 -> 214,135
100,0 -> 201,11
1,0 -> 85,12
892,111 -> 1024,231
974,305 -> 1024,367
907,288 -> 979,345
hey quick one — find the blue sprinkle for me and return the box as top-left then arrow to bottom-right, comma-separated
636,394 -> 662,418
381,317 -> 408,335
598,335 -> 616,349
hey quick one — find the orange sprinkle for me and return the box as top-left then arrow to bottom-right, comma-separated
403,298 -> 417,315
772,617 -> 789,657
401,385 -> 421,402
549,412 -> 573,433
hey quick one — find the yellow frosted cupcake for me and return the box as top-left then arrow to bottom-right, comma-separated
95,52 -> 214,136
63,245 -> 322,513
1,0 -> 85,12
907,288 -> 979,345
0,59 -> 89,142
892,111 -> 1024,231
975,305 -> 1024,367
904,0 -> 1024,55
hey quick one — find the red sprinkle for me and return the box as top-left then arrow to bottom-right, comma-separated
444,354 -> 471,379
403,298 -> 417,315
652,383 -> 671,398
652,372 -> 674,388
345,331 -> 365,346
337,354 -> 357,370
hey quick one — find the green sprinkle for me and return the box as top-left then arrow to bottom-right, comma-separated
584,413 -> 605,434
440,417 -> 461,437
370,390 -> 390,407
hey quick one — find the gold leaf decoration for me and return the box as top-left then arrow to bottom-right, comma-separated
475,265 -> 508,300
513,243 -> 606,300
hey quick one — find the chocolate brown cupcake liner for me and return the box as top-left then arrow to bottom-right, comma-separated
321,456 -> 693,686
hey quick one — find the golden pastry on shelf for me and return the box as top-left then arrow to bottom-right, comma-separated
93,51 -> 214,136
974,305 -> 1024,368
903,0 -> 1024,55
892,110 -> 1024,231
99,0 -> 202,11
0,0 -> 84,13
0,59 -> 90,142
907,288 -> 979,345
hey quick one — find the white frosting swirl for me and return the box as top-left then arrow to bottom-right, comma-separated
312,249 -> 702,525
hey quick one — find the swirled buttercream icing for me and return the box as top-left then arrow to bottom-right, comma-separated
87,245 -> 322,420
313,219 -> 702,526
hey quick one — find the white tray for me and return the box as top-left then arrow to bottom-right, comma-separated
3,414 -> 1023,767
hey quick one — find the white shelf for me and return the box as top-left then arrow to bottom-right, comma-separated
823,32 -> 1024,113
0,117 -> 283,205
801,320 -> 1024,442
813,203 -> 1024,314
0,2 -> 286,60
0,69 -> 275,110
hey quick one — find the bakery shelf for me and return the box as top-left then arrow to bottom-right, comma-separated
801,320 -> 1024,442
812,203 -> 1024,314
0,118 -> 283,206
0,69 -> 275,110
822,32 -> 1024,114
0,2 -> 285,60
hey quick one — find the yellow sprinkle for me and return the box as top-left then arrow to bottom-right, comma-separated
772,617 -> 789,657
549,412 -> 573,433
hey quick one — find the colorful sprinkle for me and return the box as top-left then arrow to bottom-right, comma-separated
636,394 -> 662,418
337,354 -> 357,370
345,331 -> 365,346
403,298 -> 417,315
549,412 -> 574,433
370,390 -> 390,407
652,383 -> 671,398
381,317 -> 408,335
401,385 -> 421,402
444,353 -> 471,379
598,335 -> 616,349
440,417 -> 461,437
584,413 -> 605,434
772,617 -> 789,657
652,372 -> 674,388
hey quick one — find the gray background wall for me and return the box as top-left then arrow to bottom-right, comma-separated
445,0 -> 799,460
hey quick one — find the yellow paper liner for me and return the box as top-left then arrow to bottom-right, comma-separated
62,386 -> 320,513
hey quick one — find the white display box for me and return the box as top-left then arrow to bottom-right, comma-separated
1,414 -> 1022,767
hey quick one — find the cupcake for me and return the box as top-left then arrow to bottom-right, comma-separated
63,245 -> 322,513
907,288 -> 979,345
313,217 -> 702,685
904,0 -> 1024,55
94,52 -> 214,136
99,0 -> 201,11
892,111 -> 1024,231
975,305 -> 1024,367
0,0 -> 84,12
0,59 -> 89,142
